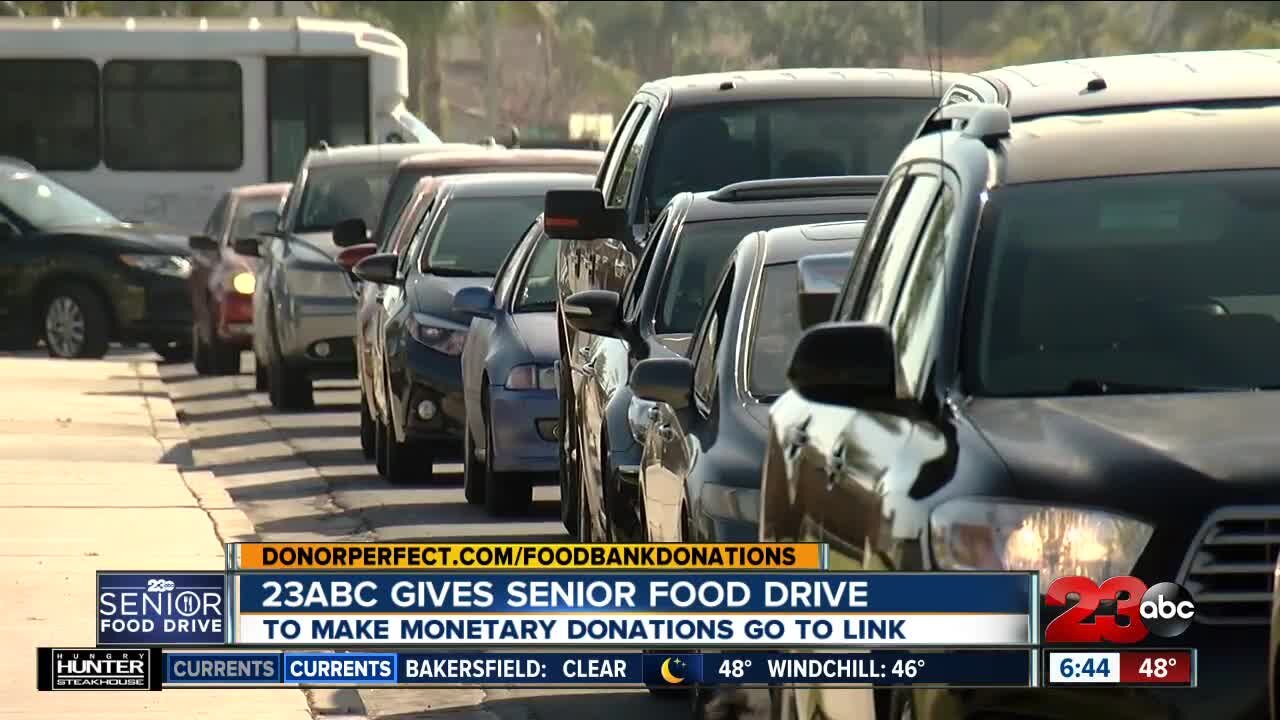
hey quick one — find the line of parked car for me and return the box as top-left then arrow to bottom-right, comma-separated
7,46 -> 1280,720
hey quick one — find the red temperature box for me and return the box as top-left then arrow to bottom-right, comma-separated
1118,650 -> 1194,686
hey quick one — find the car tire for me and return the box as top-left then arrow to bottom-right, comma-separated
383,419 -> 429,485
374,416 -> 390,478
254,356 -> 268,391
463,423 -> 485,505
152,339 -> 192,364
483,394 -> 531,517
41,283 -> 109,360
192,324 -> 213,375
358,392 -> 377,460
266,329 -> 313,411
209,334 -> 242,376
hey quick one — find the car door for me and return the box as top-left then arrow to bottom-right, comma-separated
190,193 -> 230,333
378,193 -> 440,423
650,258 -> 736,542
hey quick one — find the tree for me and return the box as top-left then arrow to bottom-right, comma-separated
731,1 -> 922,68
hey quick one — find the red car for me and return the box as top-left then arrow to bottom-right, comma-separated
187,182 -> 290,377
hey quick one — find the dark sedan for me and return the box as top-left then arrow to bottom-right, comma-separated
632,220 -> 862,544
0,161 -> 194,360
353,173 -> 594,483
564,177 -> 881,543
188,182 -> 290,376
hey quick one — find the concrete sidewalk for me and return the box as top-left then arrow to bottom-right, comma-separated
0,355 -> 315,719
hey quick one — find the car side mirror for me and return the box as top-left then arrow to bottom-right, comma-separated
249,210 -> 280,236
188,234 -> 218,253
352,253 -> 402,286
796,252 -> 854,330
233,237 -> 261,257
333,217 -> 369,248
544,188 -> 630,243
630,357 -> 694,411
788,322 -> 900,408
453,286 -> 496,319
336,243 -> 378,272
562,289 -> 622,337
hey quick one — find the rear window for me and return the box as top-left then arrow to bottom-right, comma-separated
643,97 -> 937,212
748,263 -> 803,398
422,195 -> 546,276
296,162 -> 394,234
230,195 -> 286,241
656,212 -> 857,334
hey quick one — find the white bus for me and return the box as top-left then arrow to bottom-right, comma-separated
0,16 -> 441,233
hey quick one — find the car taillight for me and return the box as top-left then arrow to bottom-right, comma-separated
221,293 -> 253,325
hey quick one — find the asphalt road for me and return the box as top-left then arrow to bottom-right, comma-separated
158,351 -> 688,720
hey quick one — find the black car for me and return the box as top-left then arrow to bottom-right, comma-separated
563,177 -> 881,543
353,173 -> 593,483
543,67 -> 964,535
0,161 -> 193,360
631,220 -> 863,544
762,103 -> 1280,720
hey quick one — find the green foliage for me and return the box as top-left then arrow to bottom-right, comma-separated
732,1 -> 922,67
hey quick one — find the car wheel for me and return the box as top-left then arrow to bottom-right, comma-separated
358,392 -> 377,460
192,324 -> 213,375
483,394 -> 532,517
266,330 -> 312,411
374,415 -> 390,477
254,356 -> 268,391
151,339 -> 192,364
383,419 -> 429,485
463,423 -> 485,505
209,333 -> 242,376
42,284 -> 109,359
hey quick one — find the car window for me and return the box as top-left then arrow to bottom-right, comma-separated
858,175 -> 941,324
892,186 -> 955,397
295,162 -> 395,234
514,232 -> 559,313
385,193 -> 432,255
966,169 -> 1280,396
494,221 -> 539,305
0,166 -> 119,230
836,170 -> 909,319
747,262 -> 806,398
607,106 -> 656,210
203,193 -> 229,241
422,194 -> 546,276
621,208 -> 670,322
657,212 -> 857,334
643,97 -> 938,213
600,103 -> 645,200
229,195 -> 285,244
693,262 -> 736,409
400,201 -> 435,276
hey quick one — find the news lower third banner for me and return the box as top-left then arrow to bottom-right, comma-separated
144,649 -> 1033,688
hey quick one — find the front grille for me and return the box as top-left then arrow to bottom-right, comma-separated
1176,506 -> 1280,625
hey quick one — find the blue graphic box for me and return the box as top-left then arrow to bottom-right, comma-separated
97,571 -> 227,646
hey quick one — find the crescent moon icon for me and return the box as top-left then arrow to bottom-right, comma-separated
660,658 -> 685,685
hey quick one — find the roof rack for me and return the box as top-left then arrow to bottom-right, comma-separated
916,102 -> 1012,145
708,175 -> 886,202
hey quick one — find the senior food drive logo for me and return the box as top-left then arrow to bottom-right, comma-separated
1044,576 -> 1197,643
97,572 -> 226,645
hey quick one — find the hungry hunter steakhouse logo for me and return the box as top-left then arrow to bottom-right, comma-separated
45,649 -> 154,690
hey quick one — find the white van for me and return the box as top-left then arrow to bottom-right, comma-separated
0,16 -> 441,233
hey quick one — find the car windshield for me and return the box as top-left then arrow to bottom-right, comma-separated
643,97 -> 938,213
0,167 -> 118,229
515,233 -> 558,313
748,263 -> 805,398
423,194 -> 546,276
295,163 -> 394,234
230,196 -> 285,241
966,169 -> 1280,396
656,213 -> 856,334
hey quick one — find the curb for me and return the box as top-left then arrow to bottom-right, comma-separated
143,360 -> 371,720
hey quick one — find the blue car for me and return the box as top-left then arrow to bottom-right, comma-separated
455,216 -> 559,515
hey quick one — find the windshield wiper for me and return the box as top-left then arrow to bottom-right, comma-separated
1064,379 -> 1255,395
427,267 -> 489,277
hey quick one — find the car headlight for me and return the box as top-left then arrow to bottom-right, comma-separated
627,398 -> 658,444
928,498 -> 1154,587
408,313 -> 467,356
120,254 -> 192,279
231,271 -> 256,295
506,364 -> 556,390
288,267 -> 348,297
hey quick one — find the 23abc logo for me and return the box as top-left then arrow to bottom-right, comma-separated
1044,576 -> 1197,643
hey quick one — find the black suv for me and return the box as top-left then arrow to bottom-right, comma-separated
761,102 -> 1280,720
543,67 -> 963,532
